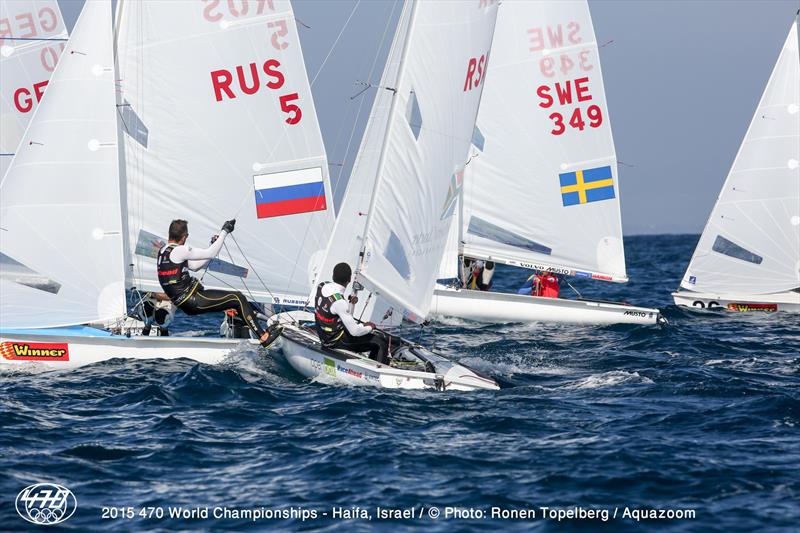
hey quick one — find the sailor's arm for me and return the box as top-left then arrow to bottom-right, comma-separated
171,230 -> 229,271
330,299 -> 372,337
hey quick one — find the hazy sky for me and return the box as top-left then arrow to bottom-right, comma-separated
57,0 -> 799,235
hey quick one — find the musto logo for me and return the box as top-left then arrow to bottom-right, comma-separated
16,483 -> 78,525
0,342 -> 69,361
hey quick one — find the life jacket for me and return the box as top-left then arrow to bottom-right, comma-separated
157,244 -> 198,305
314,282 -> 345,346
539,274 -> 560,298
527,273 -> 560,298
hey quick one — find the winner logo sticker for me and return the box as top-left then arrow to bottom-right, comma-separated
1,342 -> 69,361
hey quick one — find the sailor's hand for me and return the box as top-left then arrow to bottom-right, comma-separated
222,219 -> 236,233
210,234 -> 219,244
365,321 -> 377,330
348,295 -> 359,305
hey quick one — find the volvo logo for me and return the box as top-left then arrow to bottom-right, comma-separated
16,483 -> 77,525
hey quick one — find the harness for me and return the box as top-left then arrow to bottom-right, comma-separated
314,282 -> 345,346
157,243 -> 199,306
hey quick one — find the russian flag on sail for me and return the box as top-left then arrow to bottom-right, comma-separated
253,168 -> 327,219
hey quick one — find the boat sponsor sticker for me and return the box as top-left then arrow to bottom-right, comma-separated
1,341 -> 69,361
323,358 -> 336,378
623,310 -> 654,318
727,303 -> 777,313
336,364 -> 363,380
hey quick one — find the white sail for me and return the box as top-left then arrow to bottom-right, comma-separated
680,18 -> 800,295
310,0 -> 414,322
115,0 -> 334,304
353,0 -> 499,321
459,0 -> 627,283
0,0 -> 126,329
0,0 -> 68,179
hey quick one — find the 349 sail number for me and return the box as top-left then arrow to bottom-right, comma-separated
536,76 -> 603,135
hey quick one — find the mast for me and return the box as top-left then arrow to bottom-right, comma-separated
112,0 -> 133,295
356,0 -> 419,278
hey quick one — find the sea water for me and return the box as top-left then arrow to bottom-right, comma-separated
1,235 -> 797,531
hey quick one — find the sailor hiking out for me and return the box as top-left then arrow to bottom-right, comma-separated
314,263 -> 389,364
157,219 -> 281,348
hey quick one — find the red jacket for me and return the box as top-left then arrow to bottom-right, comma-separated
534,274 -> 560,298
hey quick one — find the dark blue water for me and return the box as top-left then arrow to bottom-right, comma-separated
1,235 -> 798,532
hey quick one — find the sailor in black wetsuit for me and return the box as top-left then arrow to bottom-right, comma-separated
157,219 -> 281,348
314,263 -> 389,364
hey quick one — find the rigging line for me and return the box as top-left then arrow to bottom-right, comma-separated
228,233 -> 297,322
356,291 -> 373,322
222,241 -> 258,304
330,0 -> 400,202
564,277 -> 582,298
309,0 -> 361,88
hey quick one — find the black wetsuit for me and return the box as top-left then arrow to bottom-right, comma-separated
158,243 -> 266,339
314,282 -> 389,364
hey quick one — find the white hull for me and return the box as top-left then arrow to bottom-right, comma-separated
279,322 -> 499,392
430,286 -> 662,325
0,327 -> 257,370
672,291 -> 800,313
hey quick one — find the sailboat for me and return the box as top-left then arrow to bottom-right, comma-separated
428,0 -> 663,325
1,0 -> 335,368
275,0 -> 502,391
672,13 -> 800,313
0,0 -> 68,179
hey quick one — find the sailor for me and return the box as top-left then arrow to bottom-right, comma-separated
462,257 -> 495,291
517,269 -> 560,298
157,219 -> 281,348
314,262 -> 389,364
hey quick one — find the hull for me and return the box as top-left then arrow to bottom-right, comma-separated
430,286 -> 662,325
279,324 -> 499,392
672,291 -> 800,313
0,326 -> 257,369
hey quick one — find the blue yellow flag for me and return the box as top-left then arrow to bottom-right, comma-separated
559,165 -> 615,206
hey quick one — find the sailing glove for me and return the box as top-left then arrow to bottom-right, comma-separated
222,219 -> 236,233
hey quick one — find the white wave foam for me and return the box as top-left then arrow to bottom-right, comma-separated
460,355 -> 573,378
570,371 -> 654,389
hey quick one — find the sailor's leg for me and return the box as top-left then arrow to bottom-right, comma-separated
480,260 -> 495,291
337,331 -> 389,364
368,332 -> 389,364
190,289 -> 267,337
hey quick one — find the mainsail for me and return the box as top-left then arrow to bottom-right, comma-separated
680,17 -> 800,295
0,0 -> 68,179
0,0 -> 126,328
317,0 -> 499,321
454,0 -> 627,283
115,0 -> 334,304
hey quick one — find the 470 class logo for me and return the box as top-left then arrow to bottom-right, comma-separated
16,483 -> 78,525
0,341 -> 69,361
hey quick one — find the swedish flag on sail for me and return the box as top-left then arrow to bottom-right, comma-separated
559,165 -> 615,206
